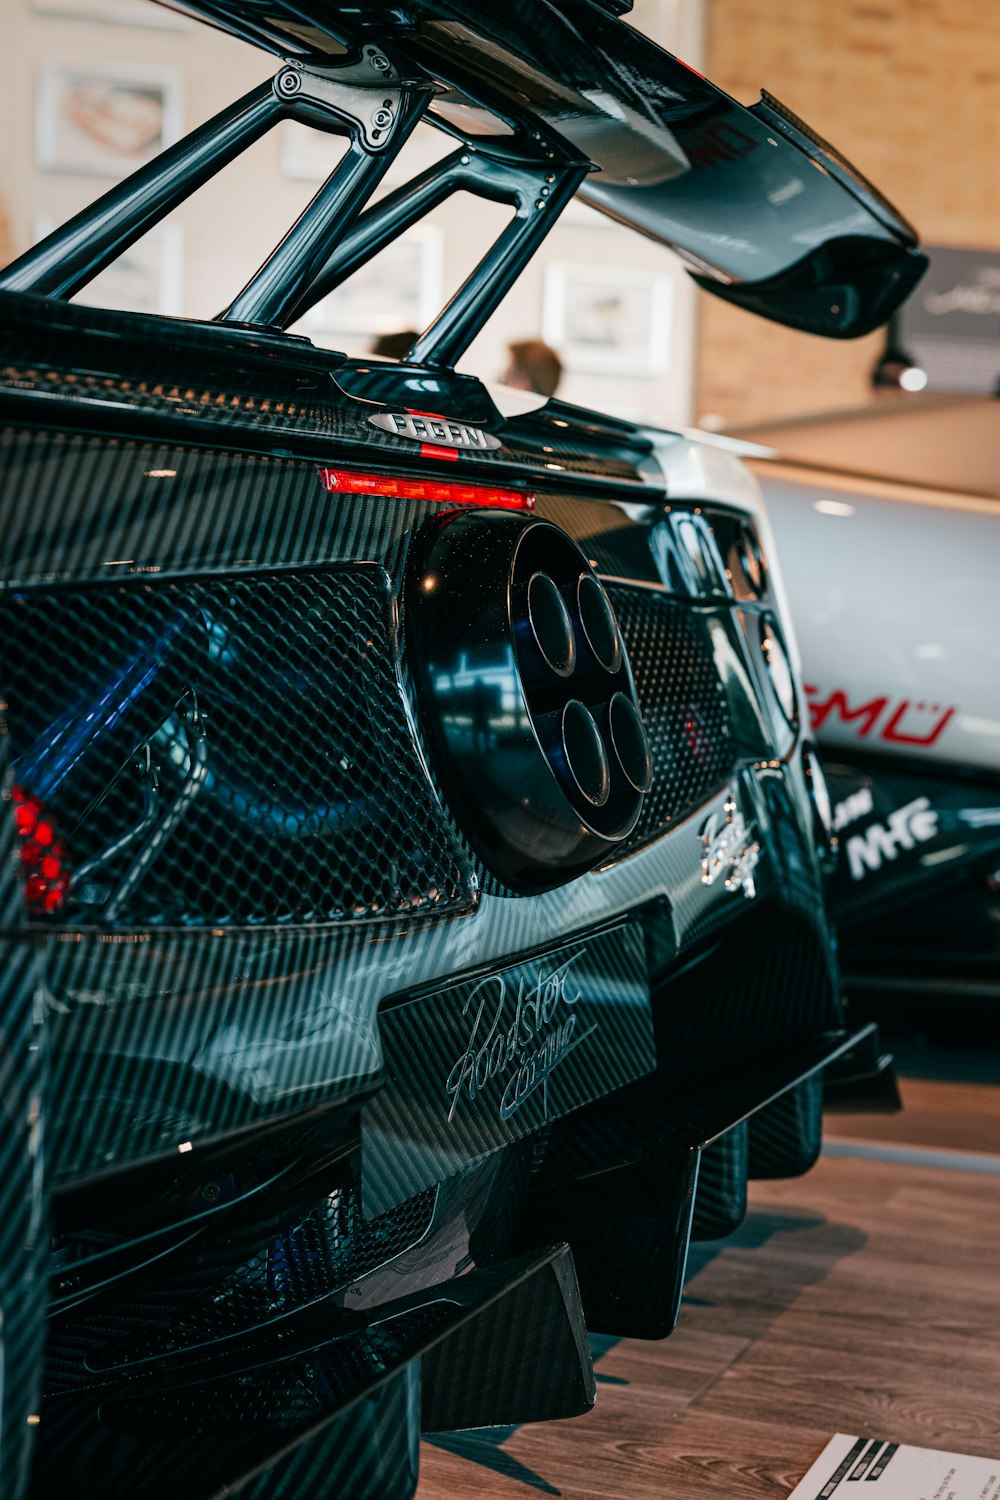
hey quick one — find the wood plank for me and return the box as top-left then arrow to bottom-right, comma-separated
830,1075 -> 1000,1154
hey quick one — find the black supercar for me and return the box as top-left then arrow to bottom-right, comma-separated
0,4 -> 920,1497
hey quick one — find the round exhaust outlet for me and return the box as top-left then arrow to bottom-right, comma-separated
406,510 -> 653,892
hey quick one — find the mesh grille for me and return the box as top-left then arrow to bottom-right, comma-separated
48,1176 -> 438,1386
608,586 -> 738,851
4,566 -> 471,927
119,1305 -> 453,1435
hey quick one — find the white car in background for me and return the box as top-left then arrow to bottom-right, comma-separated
730,394 -> 1000,1010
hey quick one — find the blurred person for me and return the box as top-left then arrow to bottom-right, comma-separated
370,329 -> 419,360
501,338 -> 562,397
870,314 -> 927,398
870,347 -> 928,396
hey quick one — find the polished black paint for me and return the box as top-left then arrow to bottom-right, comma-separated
151,0 -> 924,337
288,144 -> 585,337
220,85 -> 434,327
690,234 -> 928,340
0,291 -> 657,501
0,50 -> 437,314
2,2 -> 924,341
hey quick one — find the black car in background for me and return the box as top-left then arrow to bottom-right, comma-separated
0,3 -> 923,1496
733,395 -> 1000,1014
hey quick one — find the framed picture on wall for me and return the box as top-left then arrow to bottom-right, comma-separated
279,120 -> 346,182
299,224 -> 444,341
35,217 -> 183,315
30,0 -> 188,26
36,63 -> 183,177
542,263 -> 673,376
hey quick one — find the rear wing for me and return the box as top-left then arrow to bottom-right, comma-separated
1,0 -> 925,353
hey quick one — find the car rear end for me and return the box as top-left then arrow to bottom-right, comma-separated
0,0 -> 926,1489
0,290 -> 859,1499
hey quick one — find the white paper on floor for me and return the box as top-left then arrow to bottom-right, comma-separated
789,1433 -> 1000,1500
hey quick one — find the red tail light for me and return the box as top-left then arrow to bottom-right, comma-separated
11,786 -> 70,915
684,705 -> 713,767
318,468 -> 534,511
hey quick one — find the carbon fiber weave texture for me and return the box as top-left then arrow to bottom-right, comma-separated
4,566 -> 471,928
747,1073 -> 823,1180
691,1122 -> 748,1240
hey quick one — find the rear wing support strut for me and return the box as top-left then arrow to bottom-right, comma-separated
0,46 -> 436,310
283,147 -> 588,366
0,38 -> 587,367
219,82 -> 432,326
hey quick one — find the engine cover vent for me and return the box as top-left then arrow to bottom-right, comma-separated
407,511 -> 652,893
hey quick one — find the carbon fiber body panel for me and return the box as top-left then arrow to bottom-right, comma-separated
747,1075 -> 823,1180
0,292 -> 847,1495
33,1244 -> 592,1500
607,587 -> 738,852
363,923 -> 653,1215
0,950 -> 47,1500
692,1124 -> 748,1241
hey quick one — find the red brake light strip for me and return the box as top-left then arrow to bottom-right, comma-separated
318,468 -> 534,511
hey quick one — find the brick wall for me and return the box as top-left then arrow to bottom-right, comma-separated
696,0 -> 1000,425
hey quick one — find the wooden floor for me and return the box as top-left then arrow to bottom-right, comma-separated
831,1074 -> 1000,1155
416,1069 -> 1000,1499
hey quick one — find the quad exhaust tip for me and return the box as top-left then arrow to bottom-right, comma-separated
408,510 -> 653,892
